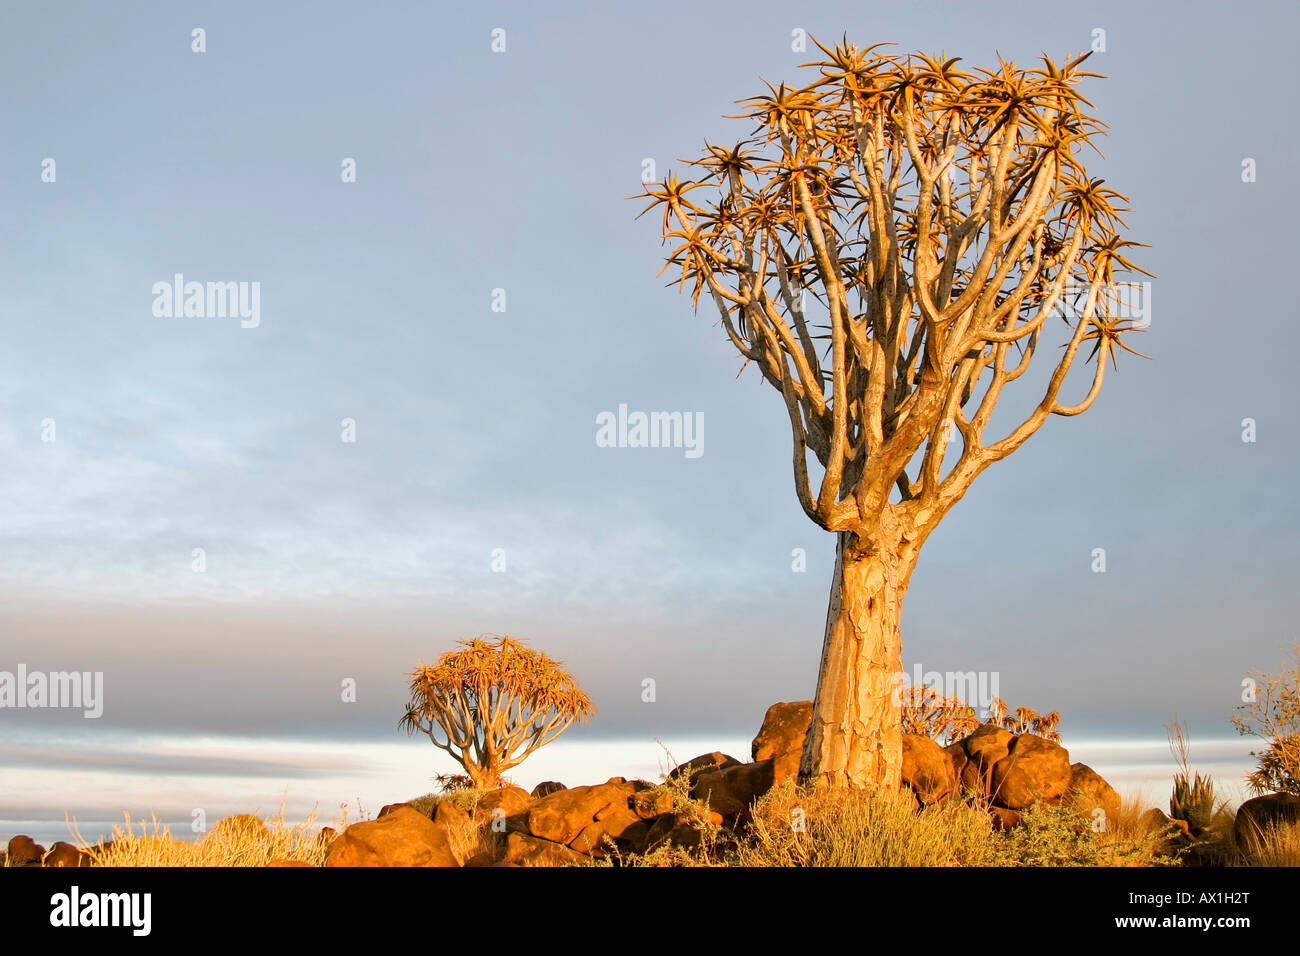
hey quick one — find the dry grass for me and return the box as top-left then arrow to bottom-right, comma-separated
734,781 -> 998,867
1239,821 -> 1300,866
68,804 -> 336,867
1092,795 -> 1179,866
615,780 -> 1179,868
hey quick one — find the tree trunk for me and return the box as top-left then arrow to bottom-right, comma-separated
464,763 -> 500,791
800,531 -> 913,791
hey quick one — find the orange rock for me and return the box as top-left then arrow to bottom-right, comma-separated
503,832 -> 587,866
6,836 -> 44,867
751,701 -> 813,784
668,752 -> 742,789
324,806 -> 460,867
42,841 -> 93,867
989,735 -> 1072,810
693,760 -> 776,818
1235,792 -> 1300,853
475,786 -> 532,820
526,780 -> 637,845
1068,763 -> 1121,818
902,733 -> 958,806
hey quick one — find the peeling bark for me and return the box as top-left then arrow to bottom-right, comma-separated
800,532 -> 914,791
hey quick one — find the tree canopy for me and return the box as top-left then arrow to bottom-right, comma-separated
639,39 -> 1151,537
401,635 -> 594,788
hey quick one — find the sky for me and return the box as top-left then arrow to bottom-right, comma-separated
1,0 -> 1297,844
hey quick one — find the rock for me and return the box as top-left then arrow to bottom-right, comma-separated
1140,806 -> 1189,847
632,788 -> 676,820
1138,807 -> 1171,835
668,752 -> 743,789
475,786 -> 532,821
433,799 -> 471,838
570,800 -> 645,856
751,701 -> 813,760
433,801 -> 466,823
961,723 -> 1015,763
693,759 -> 776,819
961,760 -> 994,799
609,818 -> 654,855
6,836 -> 45,866
1068,763 -> 1121,818
989,806 -> 1023,830
526,780 -> 637,845
902,733 -> 958,806
960,760 -> 990,799
945,742 -> 969,783
594,799 -> 641,825
989,734 -> 1072,810
752,700 -> 813,783
503,832 -> 586,867
42,842 -> 93,867
525,785 -> 603,844
324,806 -> 460,867
569,822 -> 608,858
770,750 -> 804,786
957,724 -> 1015,798
1234,792 -> 1300,852
205,814 -> 270,844
531,781 -> 566,799
377,802 -> 410,818
316,827 -> 337,846
645,812 -> 708,851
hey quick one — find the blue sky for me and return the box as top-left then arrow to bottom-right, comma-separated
1,1 -> 1297,838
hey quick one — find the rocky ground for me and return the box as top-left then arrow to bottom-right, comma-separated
6,700 -> 1298,866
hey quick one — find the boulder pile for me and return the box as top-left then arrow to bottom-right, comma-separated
746,700 -> 1120,829
0,701 -> 1133,868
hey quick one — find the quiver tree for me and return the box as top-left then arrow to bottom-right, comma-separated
400,635 -> 595,789
639,41 -> 1151,790
898,685 -> 980,745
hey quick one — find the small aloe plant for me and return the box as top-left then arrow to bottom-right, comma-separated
1167,721 -> 1217,837
1169,771 -> 1216,836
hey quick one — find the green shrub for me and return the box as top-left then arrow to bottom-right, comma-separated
992,802 -> 1169,867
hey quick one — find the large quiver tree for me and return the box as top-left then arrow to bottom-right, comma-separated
639,41 -> 1151,790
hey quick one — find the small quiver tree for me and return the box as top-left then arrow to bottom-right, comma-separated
400,635 -> 595,789
898,684 -> 980,744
